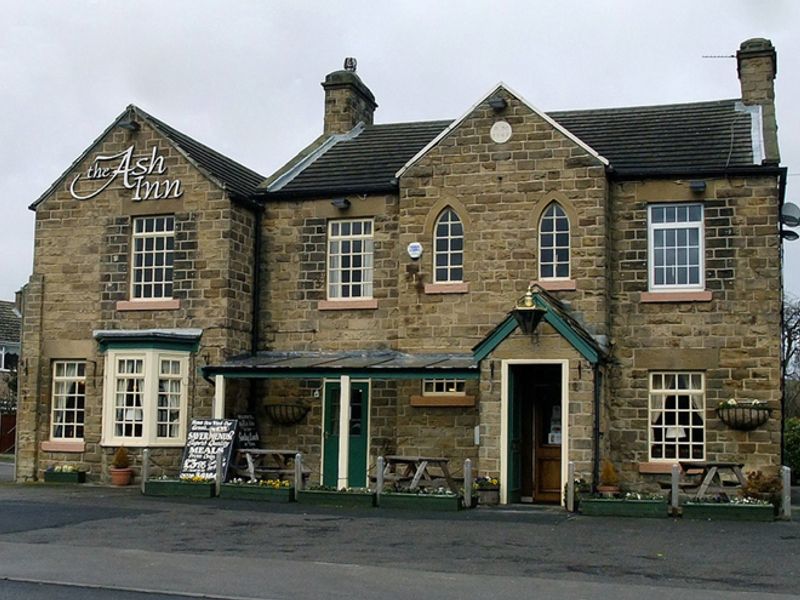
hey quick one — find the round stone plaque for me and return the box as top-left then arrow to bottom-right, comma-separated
490,120 -> 512,144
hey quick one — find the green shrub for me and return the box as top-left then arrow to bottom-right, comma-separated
785,417 -> 800,481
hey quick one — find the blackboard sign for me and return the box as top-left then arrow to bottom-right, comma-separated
179,419 -> 238,480
236,413 -> 259,449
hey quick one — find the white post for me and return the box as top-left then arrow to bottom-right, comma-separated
671,463 -> 681,515
781,466 -> 792,521
464,458 -> 473,508
141,448 -> 150,495
294,453 -> 303,501
567,461 -> 575,512
376,456 -> 385,506
337,375 -> 351,490
215,449 -> 224,497
213,375 -> 225,419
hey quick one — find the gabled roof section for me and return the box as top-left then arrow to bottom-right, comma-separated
550,99 -> 755,176
262,120 -> 452,199
472,286 -> 607,364
30,105 -> 265,209
0,301 -> 21,345
395,82 -> 610,179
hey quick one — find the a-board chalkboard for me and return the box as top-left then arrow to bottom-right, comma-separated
236,413 -> 259,449
179,419 -> 238,480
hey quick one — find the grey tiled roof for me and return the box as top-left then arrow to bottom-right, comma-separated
0,301 -> 21,344
550,99 -> 754,175
31,105 -> 265,209
267,99 -> 757,197
266,120 -> 453,197
136,107 -> 265,200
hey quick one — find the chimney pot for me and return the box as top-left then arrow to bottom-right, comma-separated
321,58 -> 377,135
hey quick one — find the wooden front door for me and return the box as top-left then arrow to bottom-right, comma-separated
533,388 -> 562,503
322,381 -> 369,488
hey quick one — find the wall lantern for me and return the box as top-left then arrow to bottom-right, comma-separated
689,180 -> 706,193
118,117 -> 140,132
487,96 -> 507,111
331,197 -> 351,210
512,284 -> 548,335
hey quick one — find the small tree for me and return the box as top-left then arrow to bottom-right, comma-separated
784,296 -> 800,418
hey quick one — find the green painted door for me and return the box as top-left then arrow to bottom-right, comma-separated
323,381 -> 369,488
508,369 -> 522,503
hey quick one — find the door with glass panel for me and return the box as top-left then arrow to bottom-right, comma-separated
322,381 -> 369,488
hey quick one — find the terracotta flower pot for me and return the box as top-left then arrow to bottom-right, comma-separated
110,467 -> 133,486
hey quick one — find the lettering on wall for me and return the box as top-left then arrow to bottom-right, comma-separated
69,145 -> 184,202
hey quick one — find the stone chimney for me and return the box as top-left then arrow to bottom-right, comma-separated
321,58 -> 377,135
737,38 -> 779,164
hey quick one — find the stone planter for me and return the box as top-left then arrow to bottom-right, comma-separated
682,502 -> 774,522
296,490 -> 375,508
476,488 -> 500,506
378,493 -> 467,511
580,498 -> 668,518
717,406 -> 771,431
220,484 -> 294,502
143,479 -> 215,498
44,470 -> 86,484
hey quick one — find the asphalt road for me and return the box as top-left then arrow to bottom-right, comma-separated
0,482 -> 798,599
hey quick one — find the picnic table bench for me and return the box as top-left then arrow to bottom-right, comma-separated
378,455 -> 459,493
232,449 -> 311,483
659,461 -> 746,500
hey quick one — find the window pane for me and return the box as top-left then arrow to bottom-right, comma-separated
132,216 -> 175,300
51,361 -> 86,440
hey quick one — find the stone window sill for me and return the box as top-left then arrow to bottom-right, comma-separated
424,282 -> 469,294
116,299 -> 181,311
640,291 -> 712,303
410,395 -> 476,407
532,279 -> 577,291
318,299 -> 378,311
41,440 -> 85,453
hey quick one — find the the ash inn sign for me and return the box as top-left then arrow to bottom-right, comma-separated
70,145 -> 183,202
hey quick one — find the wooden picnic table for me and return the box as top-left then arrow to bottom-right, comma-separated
381,455 -> 458,493
232,448 -> 309,483
678,461 -> 747,499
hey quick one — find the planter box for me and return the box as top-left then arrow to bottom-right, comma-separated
476,488 -> 500,506
220,484 -> 294,502
378,493 -> 467,511
297,490 -> 375,508
143,479 -> 215,498
682,502 -> 774,522
580,498 -> 668,518
44,470 -> 86,484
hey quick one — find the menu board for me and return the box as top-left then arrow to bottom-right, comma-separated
179,419 -> 238,480
236,413 -> 259,449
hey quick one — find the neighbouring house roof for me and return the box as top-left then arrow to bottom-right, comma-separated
0,301 -> 21,346
264,97 -> 759,198
31,105 -> 265,209
202,350 -> 479,380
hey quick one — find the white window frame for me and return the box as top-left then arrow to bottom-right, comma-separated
327,218 -> 374,300
101,349 -> 189,447
131,215 -> 175,301
647,203 -> 704,292
538,202 -> 570,280
648,371 -> 705,461
433,208 -> 464,284
422,379 -> 466,396
0,346 -> 18,372
51,361 -> 86,441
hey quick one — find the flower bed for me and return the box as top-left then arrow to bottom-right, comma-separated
220,479 -> 294,502
296,488 -> 375,508
683,498 -> 774,521
44,469 -> 86,484
378,492 -> 469,511
474,476 -> 500,506
143,478 -> 216,498
580,498 -> 668,518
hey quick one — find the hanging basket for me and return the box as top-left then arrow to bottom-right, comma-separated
265,403 -> 310,426
716,405 -> 771,431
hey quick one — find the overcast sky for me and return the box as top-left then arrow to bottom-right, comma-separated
1,0 -> 798,301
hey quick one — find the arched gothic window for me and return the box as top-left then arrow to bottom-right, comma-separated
433,208 -> 464,283
539,202 -> 570,279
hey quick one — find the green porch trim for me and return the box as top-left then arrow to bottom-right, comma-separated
542,309 -> 600,364
472,315 -> 518,362
203,368 -> 480,380
98,340 -> 200,353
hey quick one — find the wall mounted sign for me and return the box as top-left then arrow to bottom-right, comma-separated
69,145 -> 184,202
407,242 -> 423,260
490,120 -> 512,144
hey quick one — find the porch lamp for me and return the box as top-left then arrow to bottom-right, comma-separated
512,284 -> 547,335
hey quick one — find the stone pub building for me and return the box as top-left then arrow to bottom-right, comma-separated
17,39 -> 787,504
